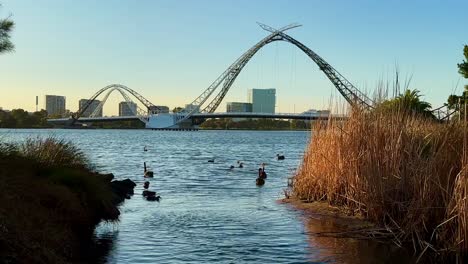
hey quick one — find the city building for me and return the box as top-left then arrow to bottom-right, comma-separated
148,105 -> 170,114
248,88 -> 276,113
45,95 -> 66,116
79,99 -> 102,117
226,102 -> 252,112
184,104 -> 199,112
119,101 -> 137,116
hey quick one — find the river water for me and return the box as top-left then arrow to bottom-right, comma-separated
1,129 -> 414,263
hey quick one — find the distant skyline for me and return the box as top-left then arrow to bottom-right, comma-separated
0,0 -> 467,115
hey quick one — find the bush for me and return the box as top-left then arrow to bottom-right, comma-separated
0,137 -> 122,263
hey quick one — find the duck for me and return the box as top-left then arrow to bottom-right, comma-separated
258,168 -> 267,179
208,159 -> 215,163
144,162 -> 154,178
277,154 -> 285,160
144,146 -> 148,152
142,190 -> 160,201
146,195 -> 161,201
229,165 -> 235,170
256,177 -> 265,186
143,181 -> 150,189
142,190 -> 156,197
237,161 -> 244,168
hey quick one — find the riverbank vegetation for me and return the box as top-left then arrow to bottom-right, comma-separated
0,137 -> 135,263
292,48 -> 468,261
293,108 -> 466,260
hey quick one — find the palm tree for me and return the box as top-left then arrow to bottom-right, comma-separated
379,89 -> 434,118
0,4 -> 14,54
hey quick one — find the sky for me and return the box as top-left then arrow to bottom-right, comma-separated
0,0 -> 467,115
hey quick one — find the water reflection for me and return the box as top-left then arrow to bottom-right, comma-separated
300,213 -> 416,263
87,228 -> 119,263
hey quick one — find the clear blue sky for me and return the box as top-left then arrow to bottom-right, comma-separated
0,0 -> 466,114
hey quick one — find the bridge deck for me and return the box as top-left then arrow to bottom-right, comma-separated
47,112 -> 342,124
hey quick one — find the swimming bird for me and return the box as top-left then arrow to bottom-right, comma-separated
237,160 -> 244,168
229,165 -> 235,170
144,146 -> 148,152
142,190 -> 160,201
144,162 -> 154,178
277,154 -> 285,160
256,177 -> 265,186
208,159 -> 215,163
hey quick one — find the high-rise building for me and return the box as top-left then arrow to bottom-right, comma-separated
79,99 -> 102,117
148,105 -> 170,114
45,95 -> 66,116
248,88 -> 276,113
226,102 -> 252,112
119,102 -> 137,116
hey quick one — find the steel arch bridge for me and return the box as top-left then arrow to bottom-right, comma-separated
72,84 -> 163,124
70,23 -> 453,129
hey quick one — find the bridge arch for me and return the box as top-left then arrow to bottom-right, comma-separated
73,84 -> 157,123
178,24 -> 374,125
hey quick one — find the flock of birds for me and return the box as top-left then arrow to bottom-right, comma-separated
142,146 -> 160,201
208,154 -> 286,186
141,145 -> 286,201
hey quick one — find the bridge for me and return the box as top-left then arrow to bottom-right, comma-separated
48,23 -> 454,129
48,111 -> 339,126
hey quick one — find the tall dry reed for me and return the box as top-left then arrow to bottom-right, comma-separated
293,109 -> 467,257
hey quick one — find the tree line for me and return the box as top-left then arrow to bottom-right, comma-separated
0,109 -> 50,128
200,118 -> 311,130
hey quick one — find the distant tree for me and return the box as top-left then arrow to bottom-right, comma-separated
379,89 -> 434,118
458,45 -> 468,78
447,88 -> 468,110
172,107 -> 183,113
447,45 -> 468,111
0,110 -> 16,127
0,4 -> 14,54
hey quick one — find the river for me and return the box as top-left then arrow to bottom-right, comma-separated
0,129 -> 414,263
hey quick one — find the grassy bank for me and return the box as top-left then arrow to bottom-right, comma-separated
293,109 -> 467,260
0,137 -> 134,263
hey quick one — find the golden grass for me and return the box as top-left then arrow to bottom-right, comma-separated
293,109 -> 467,258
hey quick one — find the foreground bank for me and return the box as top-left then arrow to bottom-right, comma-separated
292,109 -> 467,262
0,138 -> 135,263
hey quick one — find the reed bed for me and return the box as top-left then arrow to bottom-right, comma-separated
293,108 -> 467,258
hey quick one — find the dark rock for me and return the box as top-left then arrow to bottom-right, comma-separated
110,178 -> 136,204
100,173 -> 114,182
